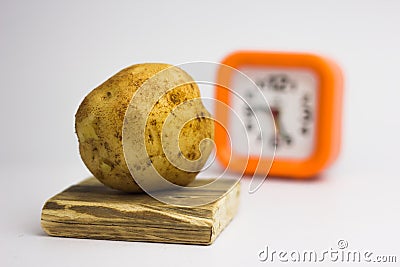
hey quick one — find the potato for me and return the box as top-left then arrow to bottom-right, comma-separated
75,63 -> 214,192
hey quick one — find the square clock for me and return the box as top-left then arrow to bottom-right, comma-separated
214,51 -> 343,178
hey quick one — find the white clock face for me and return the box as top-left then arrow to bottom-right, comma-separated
229,67 -> 318,160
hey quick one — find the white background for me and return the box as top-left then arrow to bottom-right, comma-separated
1,0 -> 399,266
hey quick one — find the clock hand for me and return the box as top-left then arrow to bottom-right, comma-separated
271,107 -> 292,147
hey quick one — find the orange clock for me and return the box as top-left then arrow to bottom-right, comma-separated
214,51 -> 343,178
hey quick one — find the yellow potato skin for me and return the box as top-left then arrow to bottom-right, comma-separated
75,63 -> 214,192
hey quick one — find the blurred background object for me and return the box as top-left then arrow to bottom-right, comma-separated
214,51 -> 343,178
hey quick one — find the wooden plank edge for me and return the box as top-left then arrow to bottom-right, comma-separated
209,181 -> 240,244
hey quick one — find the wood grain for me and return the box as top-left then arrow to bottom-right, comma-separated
41,177 -> 240,245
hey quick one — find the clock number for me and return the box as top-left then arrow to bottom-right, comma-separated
268,74 -> 296,91
301,94 -> 313,135
255,74 -> 296,92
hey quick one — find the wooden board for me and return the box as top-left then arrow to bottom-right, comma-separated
41,177 -> 240,245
